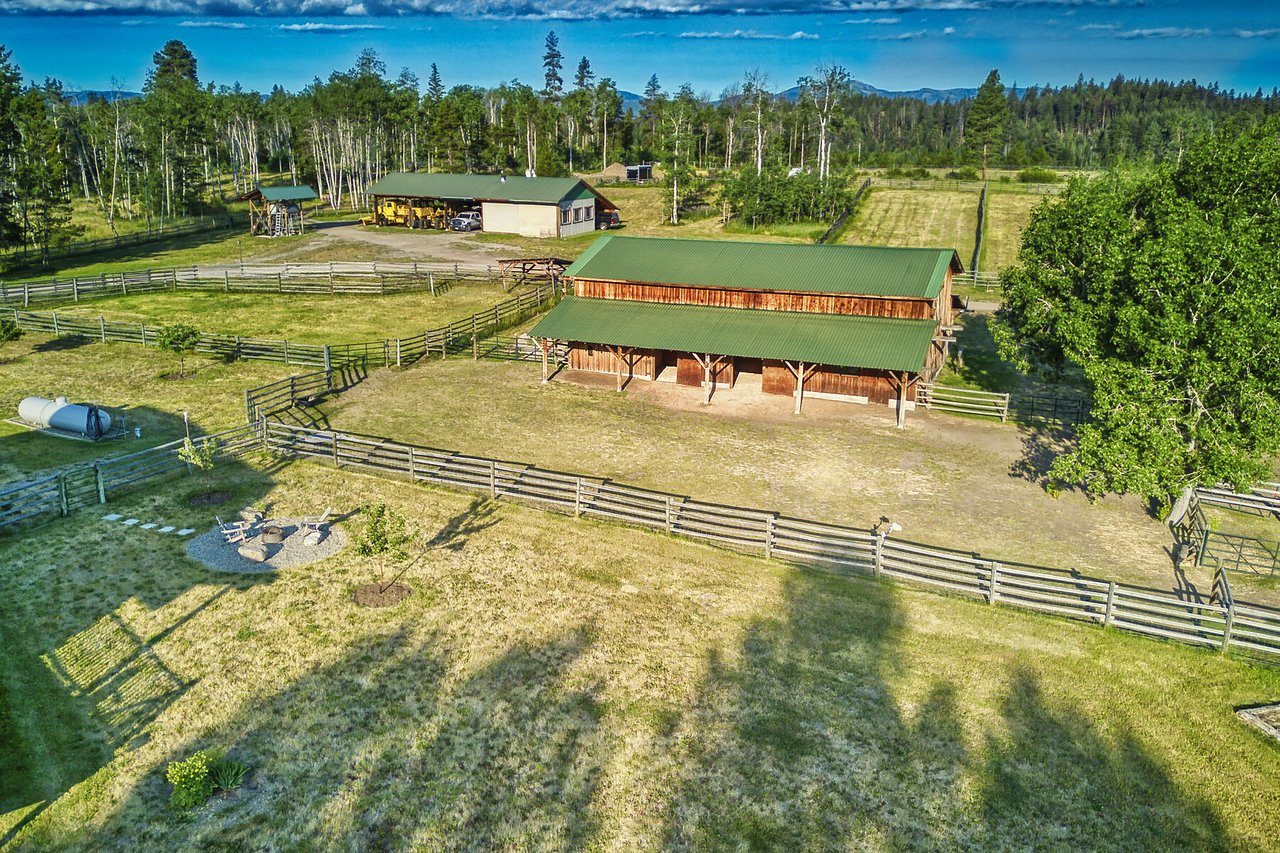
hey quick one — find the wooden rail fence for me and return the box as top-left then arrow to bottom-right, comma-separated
0,215 -> 246,273
917,384 -> 1010,421
255,420 -> 1280,661
0,262 -> 510,308
0,424 -> 260,532
2,280 -> 561,371
815,178 -> 872,245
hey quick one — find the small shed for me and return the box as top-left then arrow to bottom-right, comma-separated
625,164 -> 654,184
237,185 -> 318,237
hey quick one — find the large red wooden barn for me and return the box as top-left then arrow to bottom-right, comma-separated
529,235 -> 961,424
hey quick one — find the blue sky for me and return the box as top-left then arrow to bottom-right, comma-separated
2,1 -> 1279,96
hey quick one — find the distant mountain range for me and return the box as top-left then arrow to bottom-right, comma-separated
65,90 -> 142,106
617,79 -> 986,114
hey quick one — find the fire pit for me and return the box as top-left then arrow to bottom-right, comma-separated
261,525 -> 285,544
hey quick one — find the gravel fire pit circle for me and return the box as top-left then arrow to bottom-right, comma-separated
185,519 -> 346,574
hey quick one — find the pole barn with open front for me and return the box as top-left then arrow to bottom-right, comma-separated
365,173 -> 618,238
529,235 -> 962,425
237,184 -> 318,236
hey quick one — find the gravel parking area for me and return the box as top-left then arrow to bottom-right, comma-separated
185,519 -> 347,574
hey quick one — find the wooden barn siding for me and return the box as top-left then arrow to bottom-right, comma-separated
573,280 -> 935,321
761,361 -> 907,404
675,354 -> 733,387
568,343 -> 657,378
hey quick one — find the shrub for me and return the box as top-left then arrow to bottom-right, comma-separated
209,756 -> 248,792
179,437 -> 218,473
1018,166 -> 1060,184
946,167 -> 981,181
166,750 -> 250,810
0,316 -> 22,344
156,323 -> 202,377
166,750 -> 216,810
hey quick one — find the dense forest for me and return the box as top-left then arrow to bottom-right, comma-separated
2,33 -> 1278,257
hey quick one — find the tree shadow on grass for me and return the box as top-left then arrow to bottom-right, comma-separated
1007,424 -> 1088,495
977,668 -> 1226,850
0,433 -> 279,845
425,497 -> 499,552
67,624 -> 605,849
656,567 -> 1229,850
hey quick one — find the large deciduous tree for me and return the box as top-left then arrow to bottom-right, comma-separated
992,118 -> 1280,511
966,69 -> 1008,180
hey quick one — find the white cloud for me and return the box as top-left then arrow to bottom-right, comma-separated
843,16 -> 900,24
1115,27 -> 1211,39
679,29 -> 819,40
179,19 -> 248,27
278,21 -> 385,30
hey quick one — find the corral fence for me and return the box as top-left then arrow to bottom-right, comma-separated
815,178 -> 873,245
1,279 -> 562,371
0,214 -> 246,273
1009,393 -> 1089,426
0,423 -> 260,533
917,384 -> 1010,421
0,261 -> 514,309
1186,484 -> 1280,578
258,419 -> 1280,661
952,270 -> 1002,292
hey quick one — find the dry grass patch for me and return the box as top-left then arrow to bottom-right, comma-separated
53,281 -> 513,345
1,461 -> 1278,850
981,193 -> 1047,271
844,189 -> 980,262
316,358 -> 1207,601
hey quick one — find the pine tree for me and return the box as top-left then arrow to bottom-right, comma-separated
967,69 -> 1009,179
541,31 -> 563,101
574,56 -> 593,91
0,46 -> 23,249
14,82 -> 82,264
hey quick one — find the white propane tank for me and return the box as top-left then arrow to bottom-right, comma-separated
18,396 -> 112,436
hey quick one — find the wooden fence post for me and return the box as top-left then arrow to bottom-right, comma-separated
140,323 -> 147,346
429,271 -> 435,296
665,497 -> 675,532
472,334 -> 478,360
52,310 -> 59,335
396,338 -> 402,368
988,561 -> 1001,604
95,464 -> 106,503
283,339 -> 290,364
574,478 -> 583,518
873,532 -> 885,579
99,316 -> 106,342
1104,581 -> 1117,627
323,345 -> 332,375
244,389 -> 253,424
764,514 -> 775,560
489,460 -> 497,498
332,432 -> 340,468
1221,602 -> 1235,653
57,472 -> 68,517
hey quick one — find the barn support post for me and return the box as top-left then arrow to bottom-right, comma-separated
540,339 -> 550,382
785,361 -> 813,414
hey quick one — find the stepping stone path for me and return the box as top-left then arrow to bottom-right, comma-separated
100,514 -> 196,536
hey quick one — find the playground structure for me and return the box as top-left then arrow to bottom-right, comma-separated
238,185 -> 319,237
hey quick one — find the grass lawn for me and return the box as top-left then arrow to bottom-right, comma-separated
52,281 -> 513,345
981,193 -> 1048,272
1,459 -> 1277,849
843,189 -> 980,263
314,357 -> 1216,603
0,334 -> 293,480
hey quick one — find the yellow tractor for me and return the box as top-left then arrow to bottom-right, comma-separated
373,199 -> 449,229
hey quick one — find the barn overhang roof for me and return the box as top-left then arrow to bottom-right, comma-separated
530,296 -> 937,373
564,234 -> 962,300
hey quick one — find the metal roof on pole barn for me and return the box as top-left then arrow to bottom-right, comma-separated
237,185 -> 318,202
530,297 -> 937,372
365,172 -> 615,207
564,234 -> 963,299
